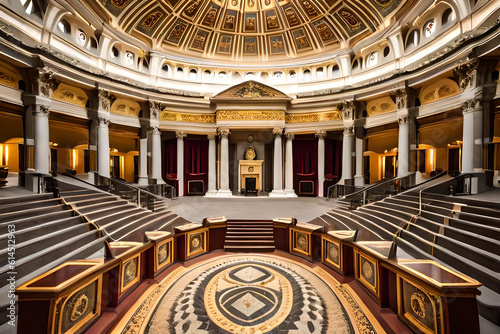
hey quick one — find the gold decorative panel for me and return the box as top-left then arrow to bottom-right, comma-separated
285,111 -> 341,123
53,277 -> 102,334
155,238 -> 173,272
355,251 -> 379,296
419,78 -> 459,105
322,237 -> 341,269
161,111 -> 216,123
398,276 -> 443,334
366,96 -> 396,116
52,83 -> 88,107
290,228 -> 312,256
187,229 -> 207,258
212,80 -> 290,99
0,63 -> 21,89
110,98 -> 141,116
216,110 -> 285,121
121,255 -> 140,294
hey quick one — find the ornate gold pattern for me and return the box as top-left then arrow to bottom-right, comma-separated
336,285 -> 377,334
362,260 -> 373,279
245,146 -> 256,160
161,111 -> 216,123
410,291 -> 426,318
366,96 -> 396,116
213,80 -> 289,99
70,293 -> 89,321
419,78 -> 459,105
217,110 -> 285,121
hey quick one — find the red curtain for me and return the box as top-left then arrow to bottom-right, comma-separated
183,138 -> 208,195
325,138 -> 342,178
293,138 -> 318,195
163,139 -> 177,177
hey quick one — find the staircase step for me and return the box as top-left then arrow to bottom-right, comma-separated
224,245 -> 275,252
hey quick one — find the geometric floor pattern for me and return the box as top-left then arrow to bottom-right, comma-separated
143,256 -> 365,334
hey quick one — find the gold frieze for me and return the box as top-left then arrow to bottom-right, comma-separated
161,111 -> 216,123
217,110 -> 285,121
212,80 -> 291,100
286,111 -> 342,123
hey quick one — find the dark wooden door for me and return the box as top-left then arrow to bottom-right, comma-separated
112,156 -> 120,178
50,148 -> 57,172
265,144 -> 273,192
448,148 -> 460,175
418,150 -> 426,173
363,156 -> 370,184
384,156 -> 395,179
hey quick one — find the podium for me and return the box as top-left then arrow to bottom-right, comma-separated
238,160 -> 263,195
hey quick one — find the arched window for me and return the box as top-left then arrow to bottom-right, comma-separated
289,70 -> 297,78
407,30 -> 419,47
76,29 -> 86,46
204,70 -> 211,77
189,69 -> 197,80
316,67 -> 324,78
57,19 -> 71,35
261,72 -> 269,81
273,71 -> 283,78
176,67 -> 184,77
352,59 -> 359,70
424,20 -> 435,37
245,72 -> 255,80
331,65 -> 340,78
366,52 -> 377,67
218,71 -> 227,79
442,8 -> 454,25
383,46 -> 390,58
111,46 -> 120,58
162,64 -> 171,73
303,69 -> 311,81
125,51 -> 134,65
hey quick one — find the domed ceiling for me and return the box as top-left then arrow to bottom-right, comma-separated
91,0 -> 406,62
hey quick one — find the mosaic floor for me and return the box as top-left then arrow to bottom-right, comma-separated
118,254 -> 383,334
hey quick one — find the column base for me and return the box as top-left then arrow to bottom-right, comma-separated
269,190 -> 288,198
204,190 -> 218,197
283,189 -> 298,197
215,189 -> 233,197
138,176 -> 149,185
353,175 -> 364,187
155,178 -> 166,184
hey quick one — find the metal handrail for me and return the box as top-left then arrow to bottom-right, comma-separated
326,183 -> 364,199
346,173 -> 417,208
95,175 -> 167,212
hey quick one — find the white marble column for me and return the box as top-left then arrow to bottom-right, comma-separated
397,115 -> 410,177
150,126 -> 164,184
32,105 -> 50,174
97,117 -> 110,178
205,133 -> 217,196
176,131 -> 186,196
354,136 -> 364,186
284,132 -> 297,197
138,136 -> 148,185
342,126 -> 354,183
461,99 -> 477,173
316,130 -> 327,197
270,127 -> 285,197
216,128 -> 232,196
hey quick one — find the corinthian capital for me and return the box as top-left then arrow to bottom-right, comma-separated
285,132 -> 295,140
315,130 -> 327,138
462,98 -> 478,114
97,117 -> 109,126
207,133 -> 217,140
395,89 -> 408,110
343,126 -> 354,136
272,127 -> 284,135
32,104 -> 50,116
454,59 -> 479,92
218,127 -> 230,136
148,126 -> 160,134
176,131 -> 187,139
397,115 -> 409,124
149,100 -> 162,119
36,67 -> 58,98
341,100 -> 355,120
98,88 -> 114,112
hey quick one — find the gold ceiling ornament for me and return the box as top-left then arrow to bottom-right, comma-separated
110,98 -> 141,116
285,111 -> 342,123
245,146 -> 256,160
419,78 -> 459,105
161,111 -> 216,123
70,292 -> 89,321
217,110 -> 285,121
212,80 -> 290,100
51,83 -> 88,107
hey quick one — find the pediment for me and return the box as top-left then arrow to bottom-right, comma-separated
211,81 -> 291,101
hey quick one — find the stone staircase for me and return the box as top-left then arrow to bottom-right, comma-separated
224,220 -> 275,252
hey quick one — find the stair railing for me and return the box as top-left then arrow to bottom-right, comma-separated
345,173 -> 417,209
326,183 -> 364,199
94,175 -> 167,212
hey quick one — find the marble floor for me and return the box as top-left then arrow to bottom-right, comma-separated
115,253 -> 384,334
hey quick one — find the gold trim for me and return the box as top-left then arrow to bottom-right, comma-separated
216,110 -> 285,121
120,255 -> 141,295
155,238 -> 173,273
186,229 -> 208,258
355,251 -> 379,297
52,276 -> 102,334
397,274 -> 444,334
290,228 -> 312,256
397,259 -> 481,288
160,111 -> 216,123
322,236 -> 342,270
286,111 -> 342,123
